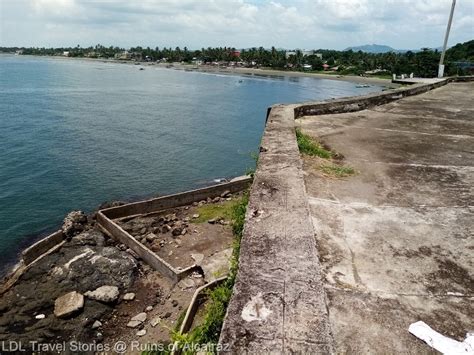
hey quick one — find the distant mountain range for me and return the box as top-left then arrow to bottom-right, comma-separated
344,44 -> 444,53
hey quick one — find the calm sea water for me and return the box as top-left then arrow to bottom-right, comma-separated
0,55 -> 383,273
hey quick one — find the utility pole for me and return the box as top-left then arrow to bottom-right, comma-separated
438,0 -> 456,78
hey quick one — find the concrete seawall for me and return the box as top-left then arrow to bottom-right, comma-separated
219,77 -> 472,352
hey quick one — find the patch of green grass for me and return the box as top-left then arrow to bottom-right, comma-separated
174,310 -> 187,332
296,128 -> 332,159
320,164 -> 356,177
193,197 -> 242,223
169,192 -> 249,354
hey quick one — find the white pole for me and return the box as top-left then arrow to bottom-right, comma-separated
438,0 -> 456,78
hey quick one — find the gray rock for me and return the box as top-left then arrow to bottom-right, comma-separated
68,229 -> 105,247
171,300 -> 178,307
136,329 -> 147,337
192,214 -> 200,219
208,218 -> 217,224
62,211 -> 87,238
213,197 -> 221,203
85,286 -> 120,304
131,312 -> 147,323
163,312 -> 172,318
60,245 -> 137,291
35,314 -> 46,320
146,233 -> 157,242
150,316 -> 161,327
172,227 -> 183,236
127,320 -> 142,328
145,306 -> 153,312
92,320 -> 102,329
123,293 -> 136,301
54,291 -> 84,318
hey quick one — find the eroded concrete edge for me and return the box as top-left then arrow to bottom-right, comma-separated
219,104 -> 334,353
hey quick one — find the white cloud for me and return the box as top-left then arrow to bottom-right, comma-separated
0,0 -> 472,49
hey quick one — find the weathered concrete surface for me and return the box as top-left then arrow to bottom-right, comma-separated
219,105 -> 334,353
297,82 -> 473,353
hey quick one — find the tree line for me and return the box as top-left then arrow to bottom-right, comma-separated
1,40 -> 473,77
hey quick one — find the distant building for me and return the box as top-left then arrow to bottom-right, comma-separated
230,50 -> 241,58
63,51 -> 70,57
322,63 -> 330,70
303,64 -> 312,70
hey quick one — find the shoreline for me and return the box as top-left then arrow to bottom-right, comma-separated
3,53 -> 395,86
0,54 -> 394,277
167,63 -> 395,86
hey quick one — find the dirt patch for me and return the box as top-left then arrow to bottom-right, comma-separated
116,192 -> 243,272
425,258 -> 474,295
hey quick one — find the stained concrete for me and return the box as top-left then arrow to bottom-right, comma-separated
297,82 -> 473,353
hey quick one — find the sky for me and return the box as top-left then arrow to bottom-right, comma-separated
0,0 -> 473,50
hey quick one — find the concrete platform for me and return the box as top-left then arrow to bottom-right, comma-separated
297,82 -> 473,353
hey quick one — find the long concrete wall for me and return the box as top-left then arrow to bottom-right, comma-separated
101,178 -> 251,220
219,77 -> 472,353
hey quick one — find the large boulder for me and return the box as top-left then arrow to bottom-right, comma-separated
54,291 -> 84,318
84,286 -> 119,304
62,211 -> 88,238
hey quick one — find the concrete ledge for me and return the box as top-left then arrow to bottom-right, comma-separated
97,178 -> 252,283
293,76 -> 473,118
294,79 -> 449,117
21,230 -> 64,265
219,106 -> 334,352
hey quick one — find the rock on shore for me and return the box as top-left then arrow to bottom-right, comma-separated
0,228 -> 138,347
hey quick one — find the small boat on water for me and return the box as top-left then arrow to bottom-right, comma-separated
355,84 -> 370,88
139,67 -> 145,71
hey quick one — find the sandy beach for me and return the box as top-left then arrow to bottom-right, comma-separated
164,63 -> 395,86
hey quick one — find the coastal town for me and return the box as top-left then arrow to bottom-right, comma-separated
3,40 -> 473,78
